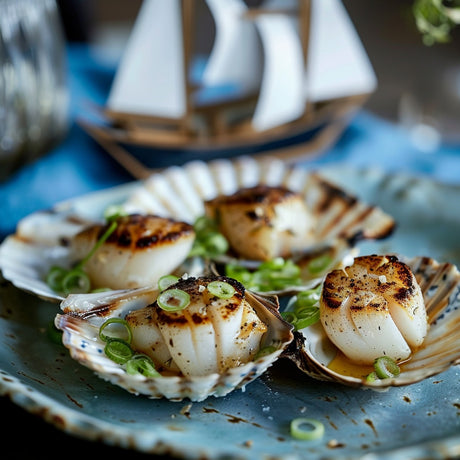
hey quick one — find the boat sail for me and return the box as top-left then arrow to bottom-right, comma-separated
107,0 -> 188,120
102,0 -> 376,149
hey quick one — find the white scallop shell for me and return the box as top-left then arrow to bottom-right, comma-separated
0,157 -> 394,302
284,255 -> 460,388
55,284 -> 294,402
122,156 -> 395,294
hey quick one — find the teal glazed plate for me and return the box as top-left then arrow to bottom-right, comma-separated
0,164 -> 460,459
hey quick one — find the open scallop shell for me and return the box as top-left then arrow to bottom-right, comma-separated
283,255 -> 460,388
54,283 -> 294,402
0,157 -> 394,302
122,156 -> 395,294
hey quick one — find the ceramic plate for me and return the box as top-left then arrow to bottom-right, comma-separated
0,165 -> 459,459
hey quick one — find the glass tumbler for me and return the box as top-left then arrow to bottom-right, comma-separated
0,0 -> 69,181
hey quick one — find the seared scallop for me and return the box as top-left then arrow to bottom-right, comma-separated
319,254 -> 428,364
204,185 -> 315,261
71,214 -> 195,290
126,276 -> 267,376
55,276 -> 294,401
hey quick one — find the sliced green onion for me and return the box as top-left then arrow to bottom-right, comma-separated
207,280 -> 235,299
157,288 -> 190,312
292,306 -> 320,329
99,318 -> 133,344
158,275 -> 179,291
253,345 -> 277,360
203,232 -> 229,256
104,338 -> 133,364
366,371 -> 380,383
281,311 -> 297,324
193,215 -> 217,234
290,418 -> 325,441
296,284 -> 322,307
77,220 -> 118,269
306,254 -> 333,274
282,284 -> 321,330
373,356 -> 400,379
103,205 -> 127,221
46,220 -> 118,294
46,266 -> 68,291
61,268 -> 91,295
126,354 -> 161,377
226,258 -> 302,292
188,216 -> 229,258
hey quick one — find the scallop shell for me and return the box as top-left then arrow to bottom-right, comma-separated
122,156 -> 395,294
283,255 -> 460,388
0,157 -> 394,302
54,281 -> 294,402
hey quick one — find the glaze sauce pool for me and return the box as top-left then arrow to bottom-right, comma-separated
327,350 -> 373,378
328,350 -> 411,379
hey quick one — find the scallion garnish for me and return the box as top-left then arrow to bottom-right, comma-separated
46,266 -> 68,292
290,417 -> 325,441
99,317 -> 133,344
61,268 -> 91,295
188,216 -> 229,258
158,274 -> 179,291
365,371 -> 379,383
77,220 -> 117,269
281,284 -> 321,330
157,288 -> 190,311
104,338 -> 134,364
226,257 -> 302,292
306,254 -> 333,275
98,320 -> 162,377
103,205 -> 127,222
253,345 -> 277,360
207,280 -> 235,299
126,354 -> 161,377
45,219 -> 118,294
373,356 -> 401,379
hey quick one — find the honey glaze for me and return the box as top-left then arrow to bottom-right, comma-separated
327,350 -> 374,379
327,350 -> 413,380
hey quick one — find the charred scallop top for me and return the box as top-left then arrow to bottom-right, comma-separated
90,214 -> 195,249
205,185 -> 302,222
321,254 -> 420,312
208,185 -> 297,205
154,276 -> 246,326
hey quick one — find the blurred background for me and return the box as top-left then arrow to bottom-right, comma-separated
57,0 -> 460,148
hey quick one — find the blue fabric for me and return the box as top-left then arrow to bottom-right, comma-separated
1,44 -> 459,241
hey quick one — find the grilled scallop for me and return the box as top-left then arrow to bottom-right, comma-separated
204,185 -> 315,261
55,276 -> 294,401
71,214 -> 195,290
126,276 -> 267,376
319,255 -> 428,364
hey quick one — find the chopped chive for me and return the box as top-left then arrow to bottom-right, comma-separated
207,280 -> 235,299
157,288 -> 190,312
290,418 -> 325,441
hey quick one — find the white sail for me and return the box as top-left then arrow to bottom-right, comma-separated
202,0 -> 263,95
107,0 -> 186,119
304,0 -> 377,102
251,11 -> 306,132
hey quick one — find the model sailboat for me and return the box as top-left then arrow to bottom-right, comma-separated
97,0 -> 376,160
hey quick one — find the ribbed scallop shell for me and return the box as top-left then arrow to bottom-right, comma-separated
54,284 -> 293,402
0,157 -> 394,302
123,156 -> 395,243
122,156 -> 395,294
284,255 -> 460,388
